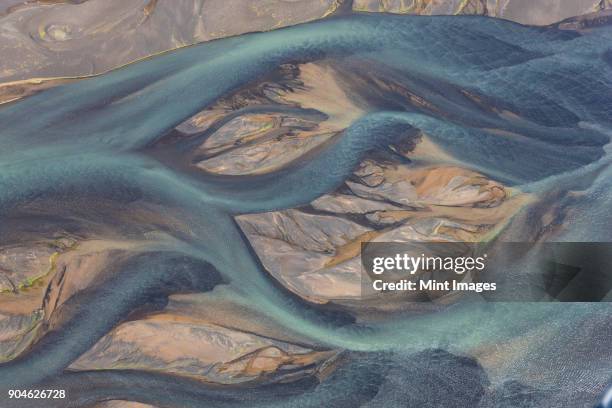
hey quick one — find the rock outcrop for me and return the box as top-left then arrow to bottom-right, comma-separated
352,0 -> 610,25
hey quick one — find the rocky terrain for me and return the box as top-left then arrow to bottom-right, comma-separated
353,0 -> 611,25
0,0 -> 610,86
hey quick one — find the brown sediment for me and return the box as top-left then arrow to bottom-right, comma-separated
324,229 -> 388,268
0,237 -> 157,361
0,76 -> 89,105
94,401 -> 159,408
193,62 -> 365,175
218,346 -> 336,378
237,142 -> 531,303
70,310 -> 336,384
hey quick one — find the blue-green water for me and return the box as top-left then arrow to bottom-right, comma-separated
0,13 -> 611,407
